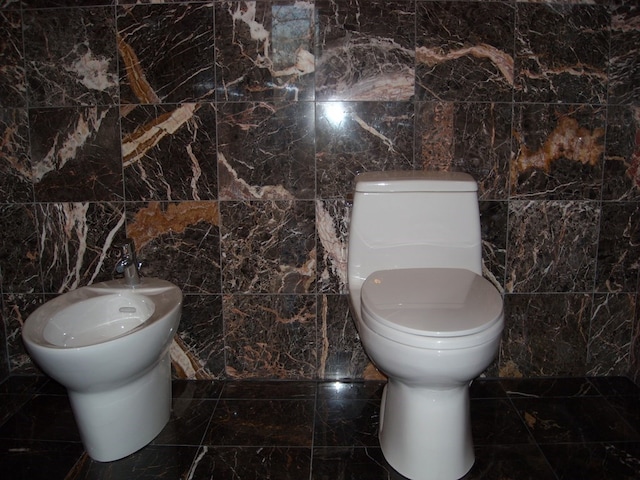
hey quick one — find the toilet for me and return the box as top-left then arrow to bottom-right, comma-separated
347,171 -> 504,480
22,277 -> 182,462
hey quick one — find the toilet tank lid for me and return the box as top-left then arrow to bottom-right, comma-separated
354,171 -> 477,193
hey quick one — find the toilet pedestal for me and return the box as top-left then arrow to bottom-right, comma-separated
379,380 -> 474,480
67,352 -> 172,462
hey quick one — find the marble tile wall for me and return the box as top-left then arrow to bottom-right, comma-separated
0,0 -> 638,384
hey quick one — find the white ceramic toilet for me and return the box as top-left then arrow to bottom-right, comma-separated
22,277 -> 182,462
347,171 -> 504,480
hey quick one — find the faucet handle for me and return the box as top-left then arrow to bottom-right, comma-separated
115,238 -> 136,257
113,238 -> 142,284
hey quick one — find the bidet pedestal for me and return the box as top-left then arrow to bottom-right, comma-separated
378,380 -> 474,480
67,353 -> 172,462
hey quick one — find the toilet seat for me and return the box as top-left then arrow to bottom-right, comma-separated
361,268 -> 503,346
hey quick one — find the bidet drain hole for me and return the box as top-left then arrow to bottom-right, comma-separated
119,307 -> 137,313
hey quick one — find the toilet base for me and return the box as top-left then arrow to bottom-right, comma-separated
67,353 -> 172,462
379,380 -> 474,480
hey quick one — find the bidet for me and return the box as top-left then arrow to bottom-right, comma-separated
22,276 -> 182,462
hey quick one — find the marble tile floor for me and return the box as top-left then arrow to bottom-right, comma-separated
0,376 -> 639,480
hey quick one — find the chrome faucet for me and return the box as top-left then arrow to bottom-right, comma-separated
114,238 -> 141,286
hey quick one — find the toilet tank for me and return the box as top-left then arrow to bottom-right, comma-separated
347,171 -> 482,300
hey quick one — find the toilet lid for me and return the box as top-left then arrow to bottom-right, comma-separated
361,268 -> 503,337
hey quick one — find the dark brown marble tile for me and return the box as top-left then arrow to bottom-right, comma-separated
29,107 -> 122,202
416,101 -> 454,170
0,344 -> 7,383
172,380 -> 223,400
203,398 -> 314,446
220,200 -> 315,294
0,204 -> 40,293
217,102 -> 315,200
223,294 -> 317,379
514,3 -> 609,104
469,379 -> 507,400
36,377 -> 67,395
479,358 -> 500,381
3,294 -> 45,375
462,444 -> 557,480
511,104 -> 605,200
317,381 -> 386,402
117,3 -> 214,104
453,103 -> 512,200
502,377 -> 599,398
609,5 -> 640,106
604,393 -> 640,435
0,439 -> 84,480
314,397 -> 380,447
479,201 -> 508,293
596,203 -> 640,293
540,442 -> 640,480
315,0 -> 415,101
0,394 -> 80,442
416,102 -> 512,199
0,11 -> 25,108
23,7 -> 118,107
416,2 -> 514,102
316,199 -> 349,294
506,200 -> 599,293
470,398 -> 534,446
590,376 -> 640,397
152,397 -> 217,446
1,0 -> 639,391
311,446 -> 408,480
67,446 -> 198,480
0,108 -> 31,203
603,105 -> 640,201
116,0 -> 188,4
23,1 -> 115,6
510,396 -> 640,443
121,103 -> 218,201
215,1 -> 315,101
220,380 -> 316,400
37,202 -> 125,293
587,293 -> 635,377
632,308 -> 640,385
189,446 -> 311,480
0,387 -> 36,426
172,294 -> 225,380
126,201 -> 221,294
501,293 -> 591,377
316,102 -> 414,199
317,294 -> 376,381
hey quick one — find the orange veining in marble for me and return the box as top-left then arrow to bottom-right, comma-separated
122,104 -> 199,167
2,125 -> 32,182
363,363 -> 387,381
171,336 -> 214,380
511,115 -> 604,185
416,44 -> 514,85
127,201 -> 219,249
117,34 -> 161,104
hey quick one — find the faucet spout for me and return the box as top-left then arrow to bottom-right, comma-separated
114,238 -> 141,286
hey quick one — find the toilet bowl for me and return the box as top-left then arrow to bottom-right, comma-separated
22,277 -> 182,462
347,171 -> 504,480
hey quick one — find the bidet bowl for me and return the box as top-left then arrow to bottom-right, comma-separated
22,277 -> 182,462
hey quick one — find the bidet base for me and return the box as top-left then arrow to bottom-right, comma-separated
379,380 -> 474,480
67,353 -> 172,462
